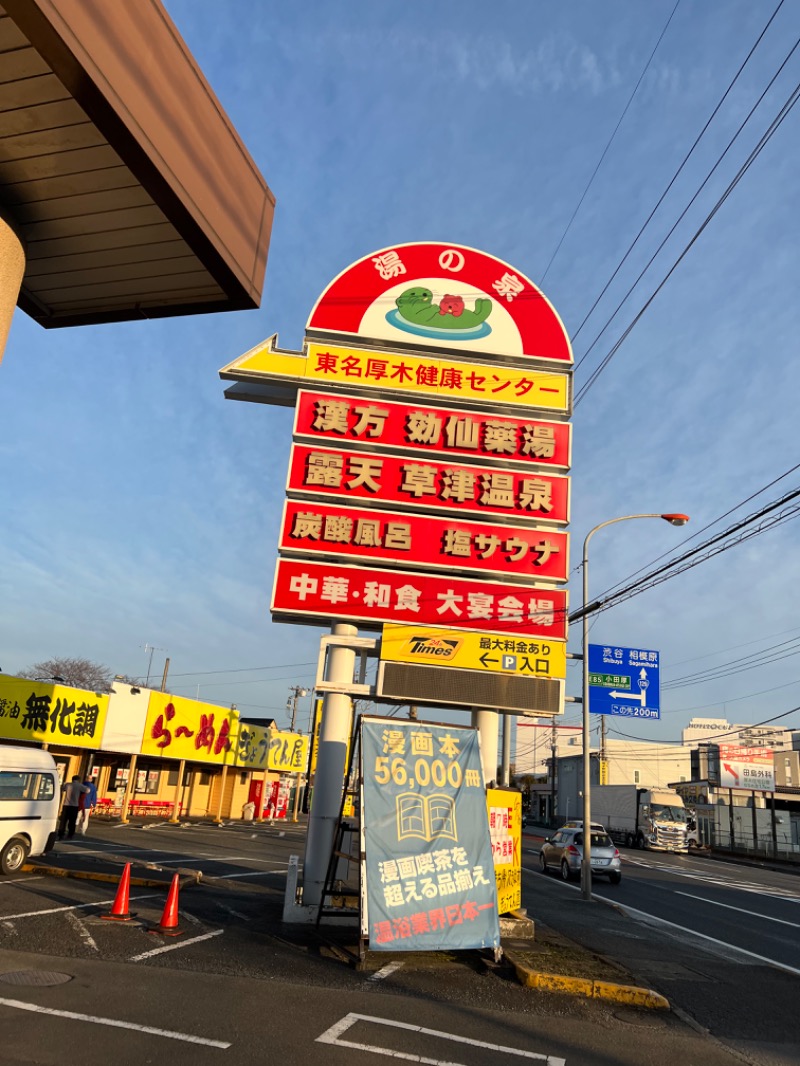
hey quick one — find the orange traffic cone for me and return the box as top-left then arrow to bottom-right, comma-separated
102,862 -> 135,921
149,872 -> 183,936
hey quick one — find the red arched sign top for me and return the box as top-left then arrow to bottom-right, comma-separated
305,242 -> 572,365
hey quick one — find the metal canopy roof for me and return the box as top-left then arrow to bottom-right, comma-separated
0,0 -> 274,327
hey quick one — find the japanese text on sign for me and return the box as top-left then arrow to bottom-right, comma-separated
288,444 -> 569,525
294,391 -> 572,470
281,501 -> 568,583
272,558 -> 569,639
362,718 -> 500,952
0,677 -> 107,750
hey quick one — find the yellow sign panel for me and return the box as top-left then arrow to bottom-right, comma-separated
222,336 -> 570,413
487,788 -> 522,914
141,693 -> 240,765
381,625 -> 567,680
236,721 -> 272,770
0,676 -> 109,750
268,730 -> 309,773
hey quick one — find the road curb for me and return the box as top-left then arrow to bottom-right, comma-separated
22,863 -> 200,889
504,949 -> 670,1009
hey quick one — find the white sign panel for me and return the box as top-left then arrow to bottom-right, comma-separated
718,745 -> 775,792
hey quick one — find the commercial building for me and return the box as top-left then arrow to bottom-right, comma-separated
0,0 -> 274,361
0,674 -> 307,821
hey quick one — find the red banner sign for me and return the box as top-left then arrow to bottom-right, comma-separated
286,444 -> 569,526
271,558 -> 568,638
293,390 -> 571,470
279,500 -> 568,584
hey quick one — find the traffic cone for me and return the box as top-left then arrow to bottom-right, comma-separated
149,872 -> 183,936
102,863 -> 135,921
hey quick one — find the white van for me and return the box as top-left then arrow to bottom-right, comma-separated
0,745 -> 60,874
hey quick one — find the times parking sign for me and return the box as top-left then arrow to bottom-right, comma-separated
588,644 -> 660,720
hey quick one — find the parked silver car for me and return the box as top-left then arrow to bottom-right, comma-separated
539,827 -> 622,884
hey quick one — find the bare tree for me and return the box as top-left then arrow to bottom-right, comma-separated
17,657 -> 115,692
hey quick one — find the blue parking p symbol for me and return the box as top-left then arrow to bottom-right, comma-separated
502,655 -> 517,671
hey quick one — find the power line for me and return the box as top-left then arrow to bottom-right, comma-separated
539,0 -> 682,285
570,482 -> 800,623
575,69 -> 800,404
589,461 -> 800,607
570,0 -> 788,350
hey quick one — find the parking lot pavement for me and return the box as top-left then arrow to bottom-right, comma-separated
0,820 -> 667,1009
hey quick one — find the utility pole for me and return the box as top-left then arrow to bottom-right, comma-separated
550,720 -> 557,825
287,686 -> 309,732
143,643 -> 164,688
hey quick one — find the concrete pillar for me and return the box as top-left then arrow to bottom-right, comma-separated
471,708 -> 499,786
302,624 -> 356,907
0,214 -> 25,365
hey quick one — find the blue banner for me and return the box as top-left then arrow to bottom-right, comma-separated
361,717 -> 500,952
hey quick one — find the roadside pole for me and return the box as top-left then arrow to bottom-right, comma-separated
119,754 -> 137,824
472,708 -> 499,786
500,714 -> 512,786
302,623 -> 357,908
169,760 -> 185,823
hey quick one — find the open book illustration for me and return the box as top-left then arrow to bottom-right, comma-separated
396,792 -> 457,844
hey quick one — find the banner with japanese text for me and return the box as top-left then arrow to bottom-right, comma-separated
293,390 -> 572,471
280,500 -> 568,583
287,443 -> 569,525
235,722 -> 309,772
486,788 -> 522,914
236,721 -> 272,770
141,693 -> 240,765
272,558 -> 569,639
361,717 -> 500,952
268,730 -> 310,773
0,676 -> 108,751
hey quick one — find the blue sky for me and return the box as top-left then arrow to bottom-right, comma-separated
1,0 -> 798,748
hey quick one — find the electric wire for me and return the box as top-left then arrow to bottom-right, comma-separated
574,71 -> 800,404
570,0 -> 788,350
539,0 -> 681,286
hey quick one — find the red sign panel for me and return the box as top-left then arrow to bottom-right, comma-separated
279,500 -> 568,584
305,242 -> 572,365
293,390 -> 571,471
272,558 -> 568,639
287,444 -> 569,526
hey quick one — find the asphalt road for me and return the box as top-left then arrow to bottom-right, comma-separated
523,835 -> 800,1065
0,820 -> 788,1065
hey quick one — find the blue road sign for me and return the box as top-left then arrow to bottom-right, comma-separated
587,644 -> 660,720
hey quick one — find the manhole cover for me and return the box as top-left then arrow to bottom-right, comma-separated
0,970 -> 73,987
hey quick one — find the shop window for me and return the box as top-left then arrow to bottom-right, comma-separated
200,772 -> 210,786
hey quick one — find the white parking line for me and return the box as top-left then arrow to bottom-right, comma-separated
130,929 -> 224,962
0,876 -> 43,886
368,961 -> 404,982
65,911 -> 98,952
316,1013 -> 565,1064
0,892 -> 162,921
0,996 -> 230,1048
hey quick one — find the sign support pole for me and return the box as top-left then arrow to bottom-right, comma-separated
302,623 -> 357,908
500,715 -> 512,786
472,708 -> 499,786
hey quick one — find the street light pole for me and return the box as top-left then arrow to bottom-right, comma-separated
580,512 -> 688,902
287,686 -> 309,732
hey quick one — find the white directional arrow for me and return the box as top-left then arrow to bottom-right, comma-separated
608,688 -> 646,704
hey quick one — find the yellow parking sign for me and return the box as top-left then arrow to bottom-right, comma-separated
381,624 -> 567,680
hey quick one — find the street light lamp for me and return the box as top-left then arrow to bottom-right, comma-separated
580,512 -> 689,901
